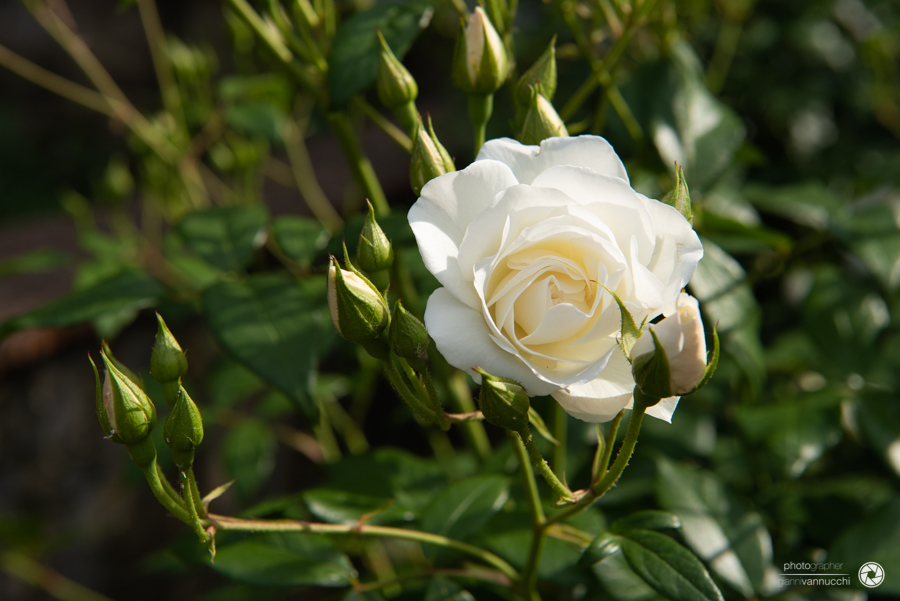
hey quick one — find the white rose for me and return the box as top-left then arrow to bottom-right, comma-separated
631,292 -> 707,397
408,136 -> 703,423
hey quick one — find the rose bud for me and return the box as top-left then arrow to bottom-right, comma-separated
376,30 -> 418,134
451,7 -> 508,95
515,36 -> 557,106
389,300 -> 430,371
660,163 -> 693,224
357,200 -> 394,291
631,293 -> 708,400
163,383 -> 204,470
516,86 -> 568,145
410,114 -> 455,195
475,368 -> 530,432
150,312 -> 188,407
327,255 -> 390,345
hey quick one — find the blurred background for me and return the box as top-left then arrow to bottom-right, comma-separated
1,0 -> 899,599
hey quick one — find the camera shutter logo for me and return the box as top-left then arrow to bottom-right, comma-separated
859,562 -> 884,588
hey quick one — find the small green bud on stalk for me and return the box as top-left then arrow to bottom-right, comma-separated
96,349 -> 158,467
358,200 -> 394,291
452,7 -> 508,95
327,255 -> 390,345
515,37 -> 557,105
631,293 -> 710,401
389,301 -> 430,371
517,87 -> 568,145
475,368 -> 530,432
410,114 -> 455,195
150,313 -> 188,406
660,163 -> 693,224
376,30 -> 418,134
164,383 -> 204,470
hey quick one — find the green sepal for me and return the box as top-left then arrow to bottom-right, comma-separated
599,283 -> 646,360
661,164 -> 693,225
163,382 -> 205,470
125,435 -> 157,470
686,324 -> 719,395
376,30 -> 418,110
389,300 -> 430,370
357,200 -> 394,275
515,36 -> 557,105
515,86 -> 568,145
89,353 -> 118,443
528,406 -> 559,446
428,115 -> 455,173
150,312 -> 188,391
328,253 -> 390,345
100,348 -> 157,446
631,329 -> 673,400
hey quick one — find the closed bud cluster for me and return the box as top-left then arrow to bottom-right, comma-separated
357,200 -> 393,290
475,368 -> 530,432
516,86 -> 568,145
452,7 -> 508,95
389,301 -> 430,371
631,293 -> 709,400
327,255 -> 390,345
93,348 -> 158,468
163,383 -> 204,470
376,31 -> 418,134
150,313 -> 188,406
410,114 -> 455,195
514,37 -> 557,106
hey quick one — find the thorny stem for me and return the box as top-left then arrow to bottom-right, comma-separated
382,357 -> 436,424
141,459 -> 192,525
597,409 -> 624,479
188,468 -> 207,519
520,427 -> 576,503
283,114 -> 344,233
181,470 -> 210,542
0,550 -> 115,601
208,514 -> 520,581
510,432 -> 545,601
155,462 -> 186,508
553,402 -> 568,481
137,0 -> 185,127
328,111 -> 390,215
353,97 -> 413,153
420,368 -> 450,431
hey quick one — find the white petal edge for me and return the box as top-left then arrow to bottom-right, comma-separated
424,287 -> 559,396
476,136 -> 629,185
626,396 -> 681,423
550,347 -> 635,422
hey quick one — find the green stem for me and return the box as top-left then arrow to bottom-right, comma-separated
552,402 -> 567,481
510,431 -> 545,601
209,514 -> 520,581
545,396 -> 647,527
706,20 -> 742,94
137,0 -> 185,127
468,93 -> 494,155
391,251 -> 420,315
141,460 -> 192,525
448,369 -> 492,461
188,468 -> 207,519
353,97 -> 413,152
283,115 -> 343,233
382,358 -> 437,424
155,462 -> 186,509
520,427 -> 575,503
0,550 -> 115,601
328,111 -> 390,215
181,470 -> 210,541
597,409 -> 624,479
421,368 -> 450,431
560,74 -> 599,122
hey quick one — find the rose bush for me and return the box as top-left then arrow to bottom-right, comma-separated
409,136 -> 704,422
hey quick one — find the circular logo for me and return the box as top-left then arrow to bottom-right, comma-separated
859,562 -> 884,588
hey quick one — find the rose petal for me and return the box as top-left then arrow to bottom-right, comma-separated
626,396 -> 681,423
551,347 -> 635,422
476,136 -> 629,184
424,287 -> 559,396
409,160 -> 518,308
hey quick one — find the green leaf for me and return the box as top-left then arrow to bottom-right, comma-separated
213,533 -> 356,587
579,531 -> 622,567
420,474 -> 510,542
655,457 -> 773,597
619,529 -> 724,601
700,211 -> 792,256
177,206 -> 269,272
829,498 -> 900,595
0,248 -> 69,278
0,268 -> 164,338
425,576 -> 476,601
599,283 -> 644,358
484,529 -> 582,580
855,394 -> 900,478
591,550 -> 659,601
328,0 -> 433,106
661,163 -> 692,224
272,216 -> 329,267
612,511 -> 682,534
742,181 -> 841,231
303,489 -> 411,525
528,406 -> 559,445
225,101 -> 288,142
221,420 -> 277,501
203,274 -> 322,418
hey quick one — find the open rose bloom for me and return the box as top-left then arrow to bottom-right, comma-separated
409,136 -> 703,423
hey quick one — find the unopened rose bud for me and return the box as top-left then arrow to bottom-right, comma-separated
631,293 -> 708,399
163,383 -> 204,470
98,349 -> 157,445
515,37 -> 557,105
357,200 -> 393,291
452,7 -> 508,95
150,313 -> 188,406
410,114 -> 455,195
660,164 -> 693,224
517,87 -> 568,145
475,368 -> 530,431
376,30 -> 418,134
327,256 -> 390,345
389,301 -> 430,370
